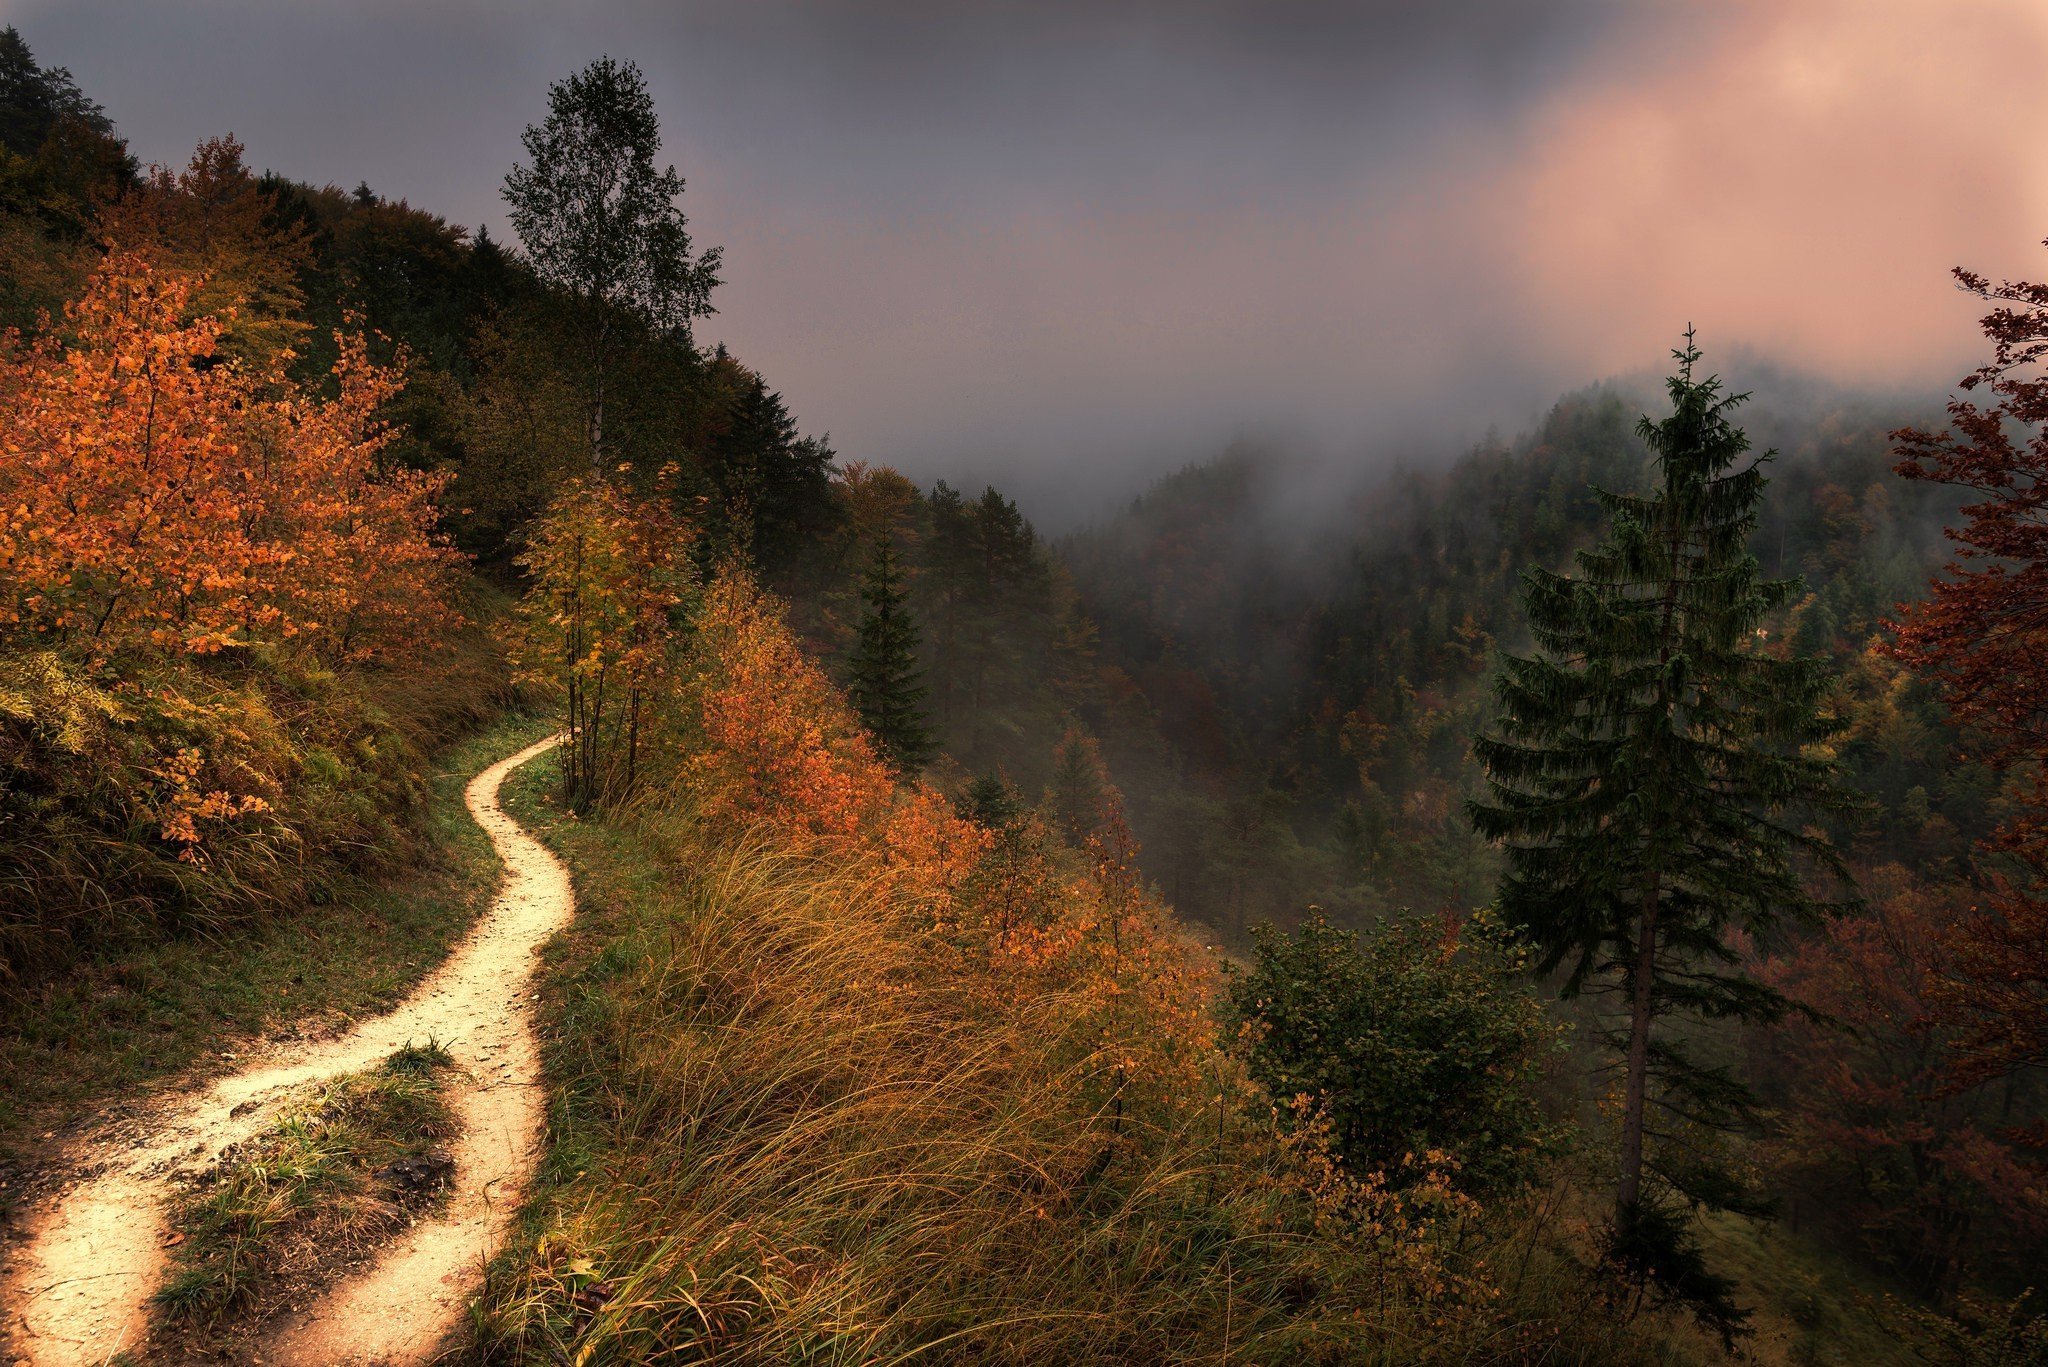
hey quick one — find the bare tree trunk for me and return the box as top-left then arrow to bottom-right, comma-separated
587,301 -> 610,474
1618,886 -> 1659,1221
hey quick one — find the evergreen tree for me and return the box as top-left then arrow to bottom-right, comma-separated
848,533 -> 936,774
0,27 -> 113,157
1468,333 -> 1853,1340
919,482 -> 1047,754
702,368 -> 839,569
1048,724 -> 1112,842
957,770 -> 1024,830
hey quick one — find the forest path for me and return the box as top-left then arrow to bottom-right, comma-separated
1,734 -> 570,1366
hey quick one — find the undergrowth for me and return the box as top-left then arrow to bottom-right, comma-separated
155,1039 -> 460,1323
0,580 -> 517,987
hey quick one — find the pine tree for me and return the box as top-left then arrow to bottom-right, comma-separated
919,482 -> 1046,756
848,533 -> 936,774
1048,724 -> 1112,842
703,371 -> 839,569
957,770 -> 1024,830
1468,332 -> 1853,1340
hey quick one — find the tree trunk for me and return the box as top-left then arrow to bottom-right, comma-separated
1618,884 -> 1659,1222
590,362 -> 606,474
588,301 -> 610,474
1620,420 -> 1684,1224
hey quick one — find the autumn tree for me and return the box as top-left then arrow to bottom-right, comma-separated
838,461 -> 923,556
1469,334 -> 1853,1339
0,253 -> 458,665
503,56 -> 720,470
516,475 -> 694,810
1894,252 -> 2048,1090
100,135 -> 315,366
1755,868 -> 2048,1297
846,533 -> 936,774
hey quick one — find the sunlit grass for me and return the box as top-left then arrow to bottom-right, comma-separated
155,1040 -> 460,1323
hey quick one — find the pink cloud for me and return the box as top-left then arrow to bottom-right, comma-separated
1504,0 -> 2048,385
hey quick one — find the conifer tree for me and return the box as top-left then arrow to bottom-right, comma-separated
702,367 -> 839,569
1048,724 -> 1112,842
1469,333 -> 1853,1339
958,770 -> 1024,830
848,533 -> 936,774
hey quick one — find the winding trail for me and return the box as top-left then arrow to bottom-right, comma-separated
2,734 -> 570,1366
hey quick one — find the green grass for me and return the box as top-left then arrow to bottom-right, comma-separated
155,1041 -> 461,1322
0,713 -> 551,1169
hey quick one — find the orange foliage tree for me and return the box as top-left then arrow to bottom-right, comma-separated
649,567 -> 1220,1117
669,571 -> 923,841
0,252 -> 459,667
1893,252 -> 2048,1088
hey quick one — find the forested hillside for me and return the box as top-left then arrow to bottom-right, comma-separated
2,23 -> 2045,1366
1064,377 -> 1988,926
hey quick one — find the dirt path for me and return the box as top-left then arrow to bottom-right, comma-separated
1,734 -> 570,1366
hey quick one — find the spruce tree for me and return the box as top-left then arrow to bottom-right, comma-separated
957,770 -> 1024,830
848,533 -> 936,774
1048,725 -> 1111,842
1468,333 -> 1853,1339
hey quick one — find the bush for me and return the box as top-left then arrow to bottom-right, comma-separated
0,252 -> 508,990
1224,907 -> 1559,1195
0,605 -> 514,989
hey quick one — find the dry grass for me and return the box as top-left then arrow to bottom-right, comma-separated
472,573 -> 1718,1364
480,757 -> 1698,1366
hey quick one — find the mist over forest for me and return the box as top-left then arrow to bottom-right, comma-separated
2,8 -> 2047,1367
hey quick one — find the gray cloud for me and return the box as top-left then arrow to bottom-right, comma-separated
13,1 -> 2045,522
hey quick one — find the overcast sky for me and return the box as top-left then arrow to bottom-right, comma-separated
13,1 -> 2048,517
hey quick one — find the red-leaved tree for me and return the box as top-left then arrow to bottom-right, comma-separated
1893,252 -> 2048,1090
1757,867 -> 2048,1296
